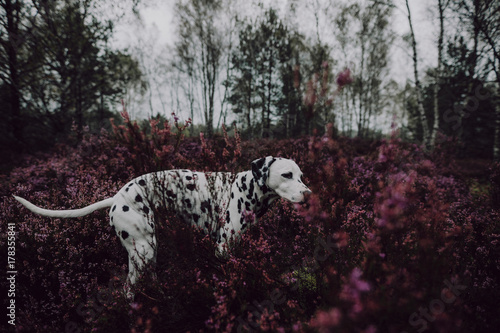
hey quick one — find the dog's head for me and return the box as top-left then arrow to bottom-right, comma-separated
252,156 -> 311,203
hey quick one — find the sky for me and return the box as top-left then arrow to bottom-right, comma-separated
111,0 -> 440,125
114,0 -> 439,70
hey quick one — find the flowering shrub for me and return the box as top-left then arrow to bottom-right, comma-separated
1,114 -> 499,333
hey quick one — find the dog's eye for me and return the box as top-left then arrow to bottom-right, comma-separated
281,172 -> 293,179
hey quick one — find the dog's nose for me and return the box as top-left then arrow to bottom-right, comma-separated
298,189 -> 312,204
302,188 -> 312,196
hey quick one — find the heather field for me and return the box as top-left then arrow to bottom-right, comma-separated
2,116 -> 499,333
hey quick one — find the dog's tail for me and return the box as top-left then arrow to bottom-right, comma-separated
13,195 -> 114,218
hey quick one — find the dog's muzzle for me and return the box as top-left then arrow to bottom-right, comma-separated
299,189 -> 312,204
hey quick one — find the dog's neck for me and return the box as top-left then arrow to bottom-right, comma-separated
216,171 -> 280,248
237,170 -> 279,218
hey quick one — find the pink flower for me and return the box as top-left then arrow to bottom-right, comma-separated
349,267 -> 370,293
336,68 -> 353,90
310,308 -> 342,331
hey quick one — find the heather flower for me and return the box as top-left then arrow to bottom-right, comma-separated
171,112 -> 179,123
310,308 -> 342,332
339,268 -> 371,317
3,119 -> 498,332
374,171 -> 415,229
336,68 -> 353,90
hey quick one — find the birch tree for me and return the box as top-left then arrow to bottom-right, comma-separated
174,0 -> 223,137
405,0 -> 430,146
335,0 -> 394,138
430,0 -> 450,147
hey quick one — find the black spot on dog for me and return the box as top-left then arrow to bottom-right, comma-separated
111,216 -> 114,222
226,210 -> 230,224
238,199 -> 242,211
166,190 -> 177,199
192,214 -> 200,223
242,223 -> 247,230
184,199 -> 192,209
262,174 -> 268,184
123,205 -> 129,212
254,158 -> 265,170
201,200 -> 212,214
139,179 -> 146,186
247,181 -> 255,199
187,184 -> 196,191
245,201 -> 251,210
186,176 -> 192,180
143,205 -> 150,214
256,199 -> 272,218
122,230 -> 129,240
112,205 -> 116,212
231,192 -> 234,199
223,233 -> 227,239
135,194 -> 143,202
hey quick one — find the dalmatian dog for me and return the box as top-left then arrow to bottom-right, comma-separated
14,156 -> 311,295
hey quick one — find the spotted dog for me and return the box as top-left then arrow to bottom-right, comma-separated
14,156 -> 311,294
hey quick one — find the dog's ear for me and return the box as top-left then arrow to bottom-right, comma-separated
252,156 -> 276,189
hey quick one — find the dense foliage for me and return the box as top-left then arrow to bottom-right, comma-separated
0,0 -> 144,161
1,114 -> 499,332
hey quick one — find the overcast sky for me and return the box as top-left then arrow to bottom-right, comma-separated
111,0 -> 439,122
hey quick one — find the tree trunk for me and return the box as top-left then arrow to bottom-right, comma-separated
430,0 -> 447,148
246,77 -> 252,134
358,42 -> 365,138
264,50 -> 273,138
495,84 -> 500,161
5,0 -> 24,146
406,0 -> 430,146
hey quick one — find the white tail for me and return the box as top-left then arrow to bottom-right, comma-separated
13,195 -> 114,218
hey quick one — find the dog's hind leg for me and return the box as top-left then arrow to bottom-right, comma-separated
111,208 -> 157,298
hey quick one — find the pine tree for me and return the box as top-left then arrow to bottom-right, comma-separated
229,8 -> 300,138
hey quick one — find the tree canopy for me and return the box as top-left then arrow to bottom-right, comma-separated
0,0 -> 145,155
1,0 -> 499,159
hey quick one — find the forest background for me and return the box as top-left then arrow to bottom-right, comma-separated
1,0 -> 499,163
